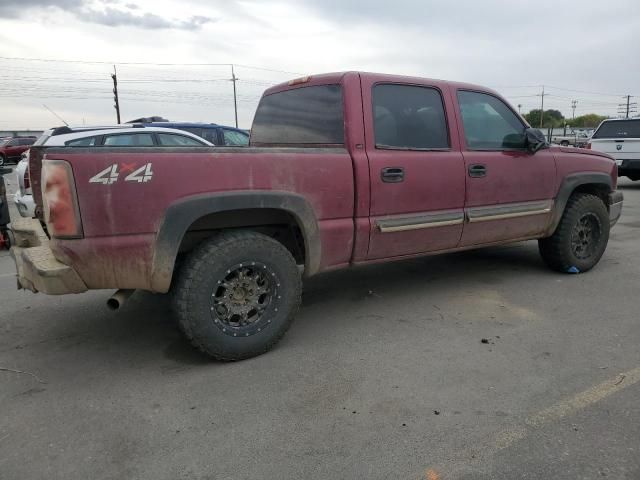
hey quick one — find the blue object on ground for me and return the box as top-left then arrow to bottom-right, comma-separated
567,266 -> 580,274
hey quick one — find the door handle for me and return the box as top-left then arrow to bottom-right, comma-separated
468,164 -> 487,178
381,167 -> 404,183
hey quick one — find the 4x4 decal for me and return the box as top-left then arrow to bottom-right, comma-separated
89,163 -> 153,185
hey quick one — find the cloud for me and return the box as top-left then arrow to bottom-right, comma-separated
0,0 -> 215,30
0,0 -> 82,18
76,6 -> 215,29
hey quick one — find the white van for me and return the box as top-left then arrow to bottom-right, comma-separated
588,118 -> 640,181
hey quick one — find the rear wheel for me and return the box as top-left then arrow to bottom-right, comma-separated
538,193 -> 609,273
172,230 -> 302,361
560,140 -> 569,146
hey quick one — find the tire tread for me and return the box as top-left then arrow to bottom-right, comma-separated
539,193 -> 609,273
172,230 -> 301,361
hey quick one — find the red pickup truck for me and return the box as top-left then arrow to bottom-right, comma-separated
9,72 -> 623,360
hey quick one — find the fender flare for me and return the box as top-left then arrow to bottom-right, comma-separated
545,172 -> 613,236
150,190 -> 321,292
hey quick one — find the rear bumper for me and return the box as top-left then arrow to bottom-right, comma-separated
618,159 -> 640,176
609,191 -> 623,227
13,191 -> 36,218
10,218 -> 87,294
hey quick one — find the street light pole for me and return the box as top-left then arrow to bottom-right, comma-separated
539,85 -> 545,128
111,65 -> 121,124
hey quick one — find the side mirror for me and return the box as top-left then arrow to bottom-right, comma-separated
525,128 -> 548,153
502,133 -> 526,149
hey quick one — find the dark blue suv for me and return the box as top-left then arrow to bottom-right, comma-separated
139,122 -> 250,146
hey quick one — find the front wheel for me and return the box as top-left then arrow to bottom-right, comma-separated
172,230 -> 302,361
0,155 -> 5,166
539,193 -> 609,273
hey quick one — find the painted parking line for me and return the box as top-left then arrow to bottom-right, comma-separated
425,367 -> 640,478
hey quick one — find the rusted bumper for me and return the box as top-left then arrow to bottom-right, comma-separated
10,218 -> 87,294
609,191 -> 623,227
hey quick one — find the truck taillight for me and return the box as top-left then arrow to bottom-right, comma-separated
24,167 -> 31,190
586,142 -> 591,149
41,159 -> 82,238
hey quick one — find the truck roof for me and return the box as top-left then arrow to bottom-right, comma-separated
263,71 -> 499,97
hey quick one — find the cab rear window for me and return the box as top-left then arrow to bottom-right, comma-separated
251,84 -> 344,145
593,120 -> 640,139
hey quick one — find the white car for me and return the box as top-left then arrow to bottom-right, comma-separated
34,125 -> 215,147
18,126 -> 214,218
14,153 -> 36,218
589,118 -> 640,181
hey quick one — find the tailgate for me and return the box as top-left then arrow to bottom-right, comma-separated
590,139 -> 640,162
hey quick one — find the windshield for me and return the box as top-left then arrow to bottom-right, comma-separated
593,119 -> 640,139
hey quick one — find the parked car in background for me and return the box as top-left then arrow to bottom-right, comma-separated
34,125 -> 214,148
0,136 -> 36,165
551,130 -> 591,147
26,125 -> 213,219
137,122 -> 250,146
588,118 -> 640,180
14,152 -> 35,218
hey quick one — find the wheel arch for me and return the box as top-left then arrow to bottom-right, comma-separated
545,172 -> 613,236
150,191 -> 321,292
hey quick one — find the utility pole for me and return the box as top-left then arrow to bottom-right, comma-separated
111,65 -> 121,124
571,100 -> 577,120
231,64 -> 238,128
618,95 -> 637,118
538,85 -> 546,128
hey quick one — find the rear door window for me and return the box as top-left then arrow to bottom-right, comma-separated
199,128 -> 219,144
373,84 -> 449,149
103,133 -> 155,146
593,120 -> 640,139
156,133 -> 206,146
66,136 -> 99,147
222,129 -> 249,146
180,127 -> 204,138
251,84 -> 344,145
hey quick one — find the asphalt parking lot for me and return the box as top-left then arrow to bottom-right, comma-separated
1,170 -> 639,480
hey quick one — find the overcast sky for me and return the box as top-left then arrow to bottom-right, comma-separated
1,0 -> 639,130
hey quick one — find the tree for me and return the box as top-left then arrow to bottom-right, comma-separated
567,114 -> 608,128
523,109 -> 565,128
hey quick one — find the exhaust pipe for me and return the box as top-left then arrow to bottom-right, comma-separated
107,289 -> 135,310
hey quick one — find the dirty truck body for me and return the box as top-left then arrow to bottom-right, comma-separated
11,72 -> 623,360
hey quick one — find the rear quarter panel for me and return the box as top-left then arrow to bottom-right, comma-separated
45,147 -> 355,290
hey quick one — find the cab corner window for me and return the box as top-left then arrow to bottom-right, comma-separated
457,91 -> 525,150
373,84 -> 449,150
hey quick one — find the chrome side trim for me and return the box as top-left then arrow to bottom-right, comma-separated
466,200 -> 554,223
377,212 -> 464,233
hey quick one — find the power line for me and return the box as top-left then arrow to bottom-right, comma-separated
0,55 -> 302,76
618,95 -> 637,118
